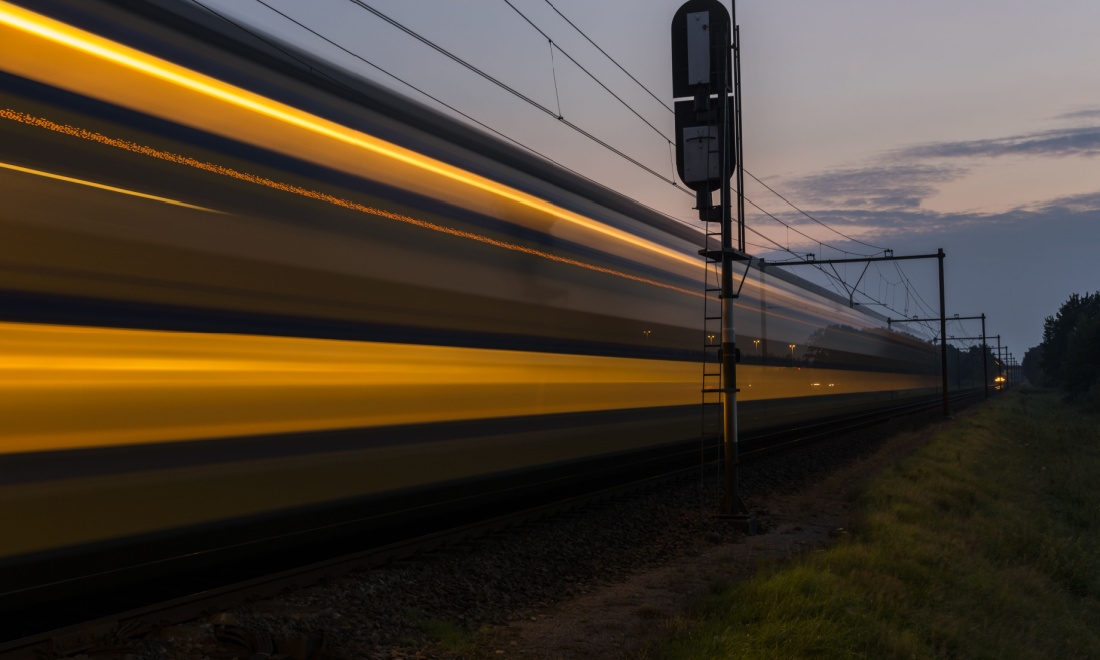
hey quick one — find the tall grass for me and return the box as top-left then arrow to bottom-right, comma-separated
642,391 -> 1100,658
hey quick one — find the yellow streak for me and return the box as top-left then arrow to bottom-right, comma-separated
0,322 -> 938,455
0,160 -> 222,212
0,322 -> 700,453
0,2 -> 701,272
0,109 -> 698,298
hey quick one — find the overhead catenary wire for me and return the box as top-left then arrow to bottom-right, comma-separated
742,169 -> 888,251
540,0 -> 674,113
351,0 -> 884,265
341,0 -> 928,325
345,0 -> 694,191
738,187 -> 877,258
209,0 -> 932,325
537,1 -> 892,254
197,0 -> 709,236
501,0 -> 673,144
233,0 -> 698,196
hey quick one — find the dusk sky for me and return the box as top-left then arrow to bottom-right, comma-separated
195,0 -> 1100,358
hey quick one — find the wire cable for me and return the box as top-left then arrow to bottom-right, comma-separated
352,0 -> 891,261
345,0 -> 696,193
537,2 -> 891,254
501,0 -> 672,143
742,169 -> 888,251
540,0 -> 673,113
210,0 -> 920,318
201,0 -> 708,237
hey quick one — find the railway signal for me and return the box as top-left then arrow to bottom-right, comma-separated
672,0 -> 754,530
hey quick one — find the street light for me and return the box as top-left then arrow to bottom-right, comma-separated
753,339 -> 760,353
789,343 -> 796,362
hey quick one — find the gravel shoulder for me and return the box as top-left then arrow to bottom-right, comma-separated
117,407 -> 962,659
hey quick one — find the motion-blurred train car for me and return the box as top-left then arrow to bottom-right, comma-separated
0,0 -> 937,580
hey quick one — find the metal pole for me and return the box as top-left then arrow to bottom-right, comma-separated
759,259 -> 767,365
719,17 -> 737,517
950,341 -> 959,391
938,248 -> 949,416
996,335 -> 1002,390
733,24 -> 745,252
981,314 -> 988,399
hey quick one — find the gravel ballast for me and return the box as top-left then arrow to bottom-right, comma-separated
103,404 -> 962,659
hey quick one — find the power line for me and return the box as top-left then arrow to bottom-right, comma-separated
344,0 -> 694,192
506,0 -> 877,261
348,0 -> 892,263
198,0 -> 708,237
891,261 -> 939,337
204,0 -> 920,318
347,0 -> 553,119
537,3 -> 890,255
739,187 -> 876,257
540,0 -> 673,113
742,169 -> 888,251
501,0 -> 672,143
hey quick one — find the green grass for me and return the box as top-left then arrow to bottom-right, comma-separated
419,617 -> 496,655
640,390 -> 1100,659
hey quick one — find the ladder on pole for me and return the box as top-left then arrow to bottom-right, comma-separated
700,217 -> 723,464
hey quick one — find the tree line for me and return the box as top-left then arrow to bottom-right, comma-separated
1023,292 -> 1100,398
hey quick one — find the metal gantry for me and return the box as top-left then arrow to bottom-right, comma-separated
764,249 -> 951,416
892,313 -> 989,399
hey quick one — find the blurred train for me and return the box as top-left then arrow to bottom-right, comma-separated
0,0 -> 938,579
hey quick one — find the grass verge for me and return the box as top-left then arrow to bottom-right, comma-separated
640,390 -> 1100,659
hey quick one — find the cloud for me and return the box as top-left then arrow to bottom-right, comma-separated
1018,189 -> 1100,215
784,164 -> 965,211
1055,107 -> 1100,121
893,125 -> 1100,160
776,122 -> 1100,215
751,186 -> 1100,253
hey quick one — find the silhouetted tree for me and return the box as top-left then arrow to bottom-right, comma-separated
1037,292 -> 1100,398
1040,292 -> 1100,387
1064,308 -> 1100,396
1022,345 -> 1045,387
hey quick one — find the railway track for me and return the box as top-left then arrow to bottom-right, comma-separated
0,389 -> 986,659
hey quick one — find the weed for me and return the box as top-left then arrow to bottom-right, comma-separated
635,603 -> 664,619
638,392 -> 1100,659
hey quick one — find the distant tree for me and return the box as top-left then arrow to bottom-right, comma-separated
1022,345 -> 1045,387
1063,307 -> 1100,396
1040,292 -> 1100,387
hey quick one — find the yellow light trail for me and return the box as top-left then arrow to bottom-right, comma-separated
0,321 -> 937,455
0,108 -> 698,298
0,160 -> 223,212
0,321 -> 700,454
0,1 -> 702,272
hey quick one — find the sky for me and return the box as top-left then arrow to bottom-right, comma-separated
194,0 -> 1100,358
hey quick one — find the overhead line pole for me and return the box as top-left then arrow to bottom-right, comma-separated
933,335 -> 992,397
938,249 -> 947,414
889,313 -> 989,400
766,249 -> 950,416
981,314 -> 988,399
